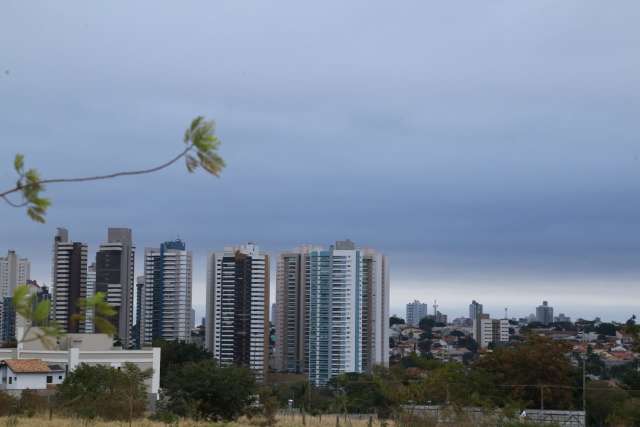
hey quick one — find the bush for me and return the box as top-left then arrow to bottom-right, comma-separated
56,363 -> 151,421
18,390 -> 48,416
0,392 -> 17,416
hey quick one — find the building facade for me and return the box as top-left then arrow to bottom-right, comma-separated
274,241 -> 389,385
273,246 -> 316,374
474,317 -> 509,348
140,240 -> 192,346
536,301 -> 554,325
406,300 -> 429,327
0,250 -> 30,300
82,263 -> 96,334
52,228 -> 88,333
361,249 -> 390,372
206,243 -> 269,381
95,228 -> 135,346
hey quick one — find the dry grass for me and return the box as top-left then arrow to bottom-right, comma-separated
0,414 -> 387,427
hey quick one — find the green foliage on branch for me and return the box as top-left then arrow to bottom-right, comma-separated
3,116 -> 225,223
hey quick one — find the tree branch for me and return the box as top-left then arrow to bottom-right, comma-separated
0,145 -> 193,199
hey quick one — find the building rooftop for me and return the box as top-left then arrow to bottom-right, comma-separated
2,359 -> 50,373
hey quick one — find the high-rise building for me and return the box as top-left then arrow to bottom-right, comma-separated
0,250 -> 30,299
361,248 -> 390,372
555,313 -> 571,323
134,275 -> 148,348
273,246 -> 317,374
307,240 -> 362,386
82,263 -> 96,333
469,300 -> 484,341
52,228 -> 88,333
536,301 -> 554,326
95,228 -> 135,346
206,243 -> 269,381
274,241 -> 389,385
469,300 -> 483,321
141,240 -> 192,345
406,300 -> 429,327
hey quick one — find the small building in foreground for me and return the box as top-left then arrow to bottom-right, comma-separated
0,359 -> 63,391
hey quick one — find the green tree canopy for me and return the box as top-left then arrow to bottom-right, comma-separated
164,359 -> 256,421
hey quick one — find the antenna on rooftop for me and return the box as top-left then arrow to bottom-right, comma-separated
433,300 -> 439,316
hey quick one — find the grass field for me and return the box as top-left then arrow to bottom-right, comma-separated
0,415 -> 384,427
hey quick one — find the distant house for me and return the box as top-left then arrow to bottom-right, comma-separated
0,359 -> 65,391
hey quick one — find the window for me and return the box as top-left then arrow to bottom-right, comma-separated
8,378 -> 11,385
58,376 -> 63,380
46,376 -> 53,384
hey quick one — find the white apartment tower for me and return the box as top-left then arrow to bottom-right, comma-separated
52,228 -> 88,333
95,228 -> 135,345
141,240 -> 193,345
274,241 -> 390,385
0,250 -> 30,299
406,300 -> 429,327
206,243 -> 269,381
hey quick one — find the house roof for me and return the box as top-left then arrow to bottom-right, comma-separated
47,364 -> 65,372
2,359 -> 51,373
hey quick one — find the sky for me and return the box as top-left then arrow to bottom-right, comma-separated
1,1 -> 640,322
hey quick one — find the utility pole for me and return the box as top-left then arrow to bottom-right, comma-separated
583,355 -> 587,415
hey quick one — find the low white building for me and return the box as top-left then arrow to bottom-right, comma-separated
0,359 -> 61,391
0,328 -> 161,397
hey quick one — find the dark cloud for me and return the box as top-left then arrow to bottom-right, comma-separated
2,1 -> 640,322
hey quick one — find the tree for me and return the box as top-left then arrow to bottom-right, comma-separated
56,363 -> 151,421
585,381 -> 629,427
330,371 -> 401,418
474,336 -> 576,410
389,315 -> 405,327
164,359 -> 256,421
12,284 -> 63,348
418,316 -> 435,333
594,322 -> 616,337
2,116 -> 225,222
153,339 -> 212,387
417,339 -> 432,355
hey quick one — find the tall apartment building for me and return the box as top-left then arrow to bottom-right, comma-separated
474,317 -> 509,348
469,300 -> 483,321
274,241 -> 389,385
95,228 -> 135,346
361,248 -> 390,372
406,300 -> 429,327
52,228 -> 88,333
206,243 -> 269,381
140,240 -> 192,346
273,246 -> 317,374
82,263 -> 96,333
0,250 -> 30,300
469,300 -> 484,341
134,275 -> 149,348
536,301 -> 554,325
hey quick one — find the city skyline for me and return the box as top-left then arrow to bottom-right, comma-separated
0,232 -> 631,324
2,2 -> 640,323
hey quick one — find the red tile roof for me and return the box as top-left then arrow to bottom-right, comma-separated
2,359 -> 51,373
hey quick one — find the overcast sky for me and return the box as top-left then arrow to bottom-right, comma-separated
2,1 -> 640,322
